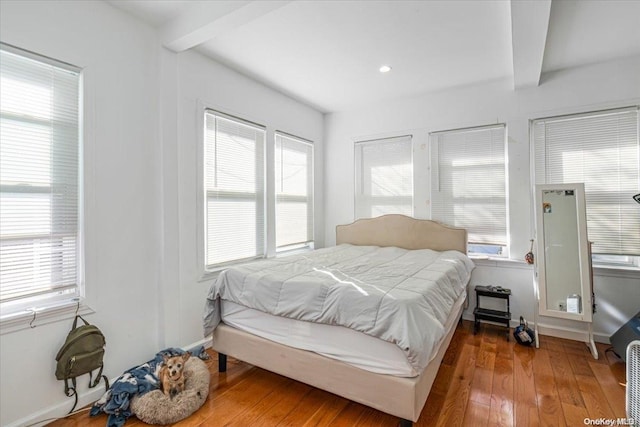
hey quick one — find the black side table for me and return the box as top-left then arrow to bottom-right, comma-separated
473,285 -> 512,340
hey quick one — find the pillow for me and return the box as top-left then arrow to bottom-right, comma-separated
130,357 -> 210,425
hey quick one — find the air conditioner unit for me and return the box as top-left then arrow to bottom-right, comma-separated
628,340 -> 640,423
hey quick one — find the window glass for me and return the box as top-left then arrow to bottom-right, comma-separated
203,111 -> 265,267
532,107 -> 640,266
275,133 -> 314,250
354,136 -> 413,219
0,44 -> 81,318
430,125 -> 508,256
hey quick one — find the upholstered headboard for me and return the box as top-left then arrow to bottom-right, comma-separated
336,214 -> 467,253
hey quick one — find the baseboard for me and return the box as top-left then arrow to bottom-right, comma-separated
461,313 -> 610,344
8,337 -> 214,427
186,336 -> 213,352
535,322 -> 610,344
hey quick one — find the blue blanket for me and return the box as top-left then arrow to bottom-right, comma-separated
90,346 -> 208,427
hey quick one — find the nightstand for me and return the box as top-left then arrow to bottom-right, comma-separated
473,285 -> 512,340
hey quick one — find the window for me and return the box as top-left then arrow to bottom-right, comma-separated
0,44 -> 81,318
532,107 -> 640,267
275,132 -> 314,251
354,135 -> 413,219
430,124 -> 508,256
203,110 -> 265,268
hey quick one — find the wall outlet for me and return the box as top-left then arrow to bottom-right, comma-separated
558,301 -> 566,311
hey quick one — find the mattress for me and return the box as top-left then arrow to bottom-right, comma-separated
220,288 -> 467,378
204,244 -> 475,372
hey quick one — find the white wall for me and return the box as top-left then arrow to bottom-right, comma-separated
161,48 -> 324,349
0,1 -> 324,426
323,56 -> 640,342
0,1 -> 161,425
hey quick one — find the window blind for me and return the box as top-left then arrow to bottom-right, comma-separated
275,133 -> 313,250
0,44 -> 81,314
532,107 -> 640,256
430,124 -> 507,247
354,135 -> 413,219
204,111 -> 265,267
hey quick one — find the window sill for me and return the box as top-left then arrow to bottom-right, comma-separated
276,246 -> 314,257
199,269 -> 223,283
470,256 -> 533,270
199,248 -> 315,283
468,257 -> 638,278
593,265 -> 640,279
0,300 -> 95,335
199,255 -> 267,283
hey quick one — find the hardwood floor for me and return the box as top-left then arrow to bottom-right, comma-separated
48,321 -> 627,426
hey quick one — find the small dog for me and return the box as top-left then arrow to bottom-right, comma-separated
159,351 -> 191,398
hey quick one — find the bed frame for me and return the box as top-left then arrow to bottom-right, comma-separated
212,215 -> 469,426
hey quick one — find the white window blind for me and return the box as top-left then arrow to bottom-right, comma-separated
204,110 -> 265,267
354,135 -> 413,219
0,44 -> 81,316
275,132 -> 313,250
430,124 -> 507,248
533,107 -> 640,256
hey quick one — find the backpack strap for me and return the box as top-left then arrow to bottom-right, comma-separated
64,377 -> 79,414
64,366 -> 109,415
72,315 -> 89,330
88,364 -> 110,391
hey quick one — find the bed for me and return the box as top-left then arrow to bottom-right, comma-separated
203,214 -> 473,426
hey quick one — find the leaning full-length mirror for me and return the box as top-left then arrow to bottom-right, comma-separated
534,183 -> 593,322
534,183 -> 597,358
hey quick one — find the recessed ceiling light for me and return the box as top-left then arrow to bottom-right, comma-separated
379,65 -> 392,73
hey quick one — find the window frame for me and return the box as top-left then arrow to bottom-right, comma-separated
354,135 -> 414,220
429,123 -> 509,258
274,131 -> 314,253
0,43 -> 84,325
530,106 -> 640,270
199,107 -> 267,274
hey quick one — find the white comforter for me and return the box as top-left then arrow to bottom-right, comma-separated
203,244 -> 474,372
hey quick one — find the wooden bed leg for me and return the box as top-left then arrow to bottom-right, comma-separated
399,419 -> 413,427
218,353 -> 227,373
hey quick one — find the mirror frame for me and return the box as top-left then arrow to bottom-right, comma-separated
534,183 -> 593,322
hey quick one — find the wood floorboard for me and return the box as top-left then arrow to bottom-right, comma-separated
513,345 -> 536,407
567,351 -> 595,377
46,321 -> 626,427
462,400 -> 490,427
301,392 -> 350,427
487,356 -> 514,427
469,364 -> 494,407
548,349 -> 586,407
575,374 -> 618,420
276,388 -> 336,427
326,402 -> 368,427
416,391 -> 445,426
531,348 -> 567,427
435,343 -> 478,427
219,379 -> 306,427
514,402 -> 540,427
561,402 -> 591,427
588,361 -> 627,416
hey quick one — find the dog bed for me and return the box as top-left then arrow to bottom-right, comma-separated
130,357 -> 210,425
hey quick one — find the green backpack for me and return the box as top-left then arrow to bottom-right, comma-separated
55,315 -> 109,413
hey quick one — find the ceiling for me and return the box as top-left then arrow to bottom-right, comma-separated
107,0 -> 640,113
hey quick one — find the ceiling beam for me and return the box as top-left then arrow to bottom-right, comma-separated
161,0 -> 292,52
510,0 -> 552,89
